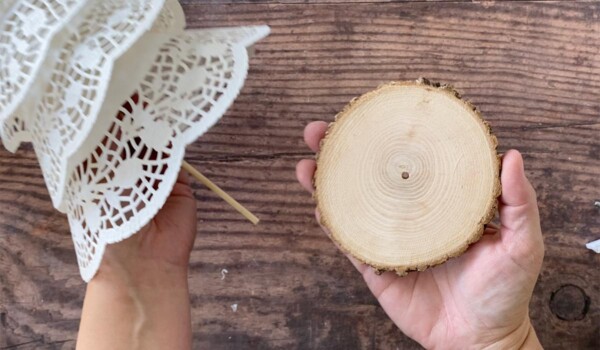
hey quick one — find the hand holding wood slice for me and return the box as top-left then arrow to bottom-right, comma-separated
315,79 -> 501,275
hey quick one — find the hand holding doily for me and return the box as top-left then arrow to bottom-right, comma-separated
78,170 -> 196,349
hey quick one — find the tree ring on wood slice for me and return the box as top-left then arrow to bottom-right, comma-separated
314,79 -> 501,275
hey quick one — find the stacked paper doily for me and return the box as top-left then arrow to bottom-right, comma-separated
0,0 -> 269,281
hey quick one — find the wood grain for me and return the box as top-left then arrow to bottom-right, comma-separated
1,1 -> 599,349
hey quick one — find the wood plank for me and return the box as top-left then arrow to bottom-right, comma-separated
179,0 -> 568,4
1,1 -> 599,349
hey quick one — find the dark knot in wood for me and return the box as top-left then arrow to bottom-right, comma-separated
549,284 -> 590,321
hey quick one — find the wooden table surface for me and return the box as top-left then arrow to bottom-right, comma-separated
1,0 -> 599,349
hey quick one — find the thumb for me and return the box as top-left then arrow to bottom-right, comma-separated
498,150 -> 543,263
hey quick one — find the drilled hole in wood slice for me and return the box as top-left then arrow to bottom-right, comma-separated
315,80 -> 501,274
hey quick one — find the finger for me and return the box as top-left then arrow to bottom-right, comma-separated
500,150 -> 536,206
483,226 -> 499,235
498,150 -> 543,260
296,159 -> 316,193
176,168 -> 191,186
482,222 -> 500,235
486,222 -> 500,231
304,121 -> 328,152
170,169 -> 194,198
499,150 -> 539,231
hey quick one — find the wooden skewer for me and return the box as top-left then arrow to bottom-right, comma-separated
181,160 -> 260,225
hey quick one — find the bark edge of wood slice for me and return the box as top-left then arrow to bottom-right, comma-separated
314,78 -> 501,275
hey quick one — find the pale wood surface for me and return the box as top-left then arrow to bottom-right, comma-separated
0,1 -> 599,349
314,81 -> 501,274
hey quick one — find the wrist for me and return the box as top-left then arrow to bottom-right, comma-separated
520,323 -> 543,350
478,318 -> 542,350
90,261 -> 189,309
79,260 -> 192,349
94,256 -> 189,291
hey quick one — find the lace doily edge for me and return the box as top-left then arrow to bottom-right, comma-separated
57,25 -> 271,212
76,40 -> 259,282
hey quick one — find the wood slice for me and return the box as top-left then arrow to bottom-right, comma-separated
315,79 -> 501,275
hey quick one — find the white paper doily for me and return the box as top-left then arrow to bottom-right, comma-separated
4,0 -> 167,207
1,0 -> 181,150
0,0 -> 86,125
0,0 -> 269,281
